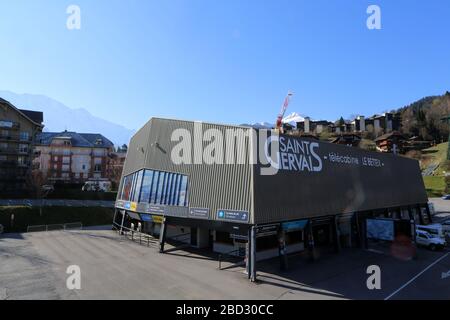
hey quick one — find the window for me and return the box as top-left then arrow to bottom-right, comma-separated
0,142 -> 7,149
17,156 -> 26,165
166,173 -> 175,205
0,120 -> 13,128
121,174 -> 134,201
156,172 -> 166,204
173,174 -> 180,205
139,170 -> 154,203
0,155 -> 6,161
150,171 -> 160,203
94,164 -> 102,172
179,175 -> 188,206
129,173 -> 138,200
18,144 -> 28,153
132,170 -> 144,202
19,131 -> 29,141
120,169 -> 189,207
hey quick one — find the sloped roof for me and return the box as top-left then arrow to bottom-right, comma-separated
374,131 -> 405,142
37,131 -> 114,148
0,97 -> 44,127
19,109 -> 43,124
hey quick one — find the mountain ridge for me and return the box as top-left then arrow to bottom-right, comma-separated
0,90 -> 135,147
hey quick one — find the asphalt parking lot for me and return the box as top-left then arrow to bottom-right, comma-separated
1,226 -> 449,300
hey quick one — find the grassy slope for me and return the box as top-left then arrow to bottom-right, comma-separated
420,142 -> 448,197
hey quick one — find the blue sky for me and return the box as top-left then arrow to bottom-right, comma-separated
0,0 -> 449,130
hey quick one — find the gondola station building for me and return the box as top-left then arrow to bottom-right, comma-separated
114,118 -> 430,281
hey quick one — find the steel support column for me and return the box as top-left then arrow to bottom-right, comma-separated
307,221 -> 316,261
246,227 -> 251,279
250,226 -> 257,282
278,229 -> 288,271
159,217 -> 168,253
333,216 -> 341,253
425,203 -> 433,223
119,210 -> 126,235
417,205 -> 425,225
408,207 -> 418,259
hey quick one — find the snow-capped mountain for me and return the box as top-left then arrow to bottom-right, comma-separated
241,112 -> 307,129
240,121 -> 274,129
0,91 -> 134,146
282,112 -> 305,126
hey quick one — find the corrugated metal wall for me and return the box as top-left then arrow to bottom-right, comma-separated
120,118 -> 254,223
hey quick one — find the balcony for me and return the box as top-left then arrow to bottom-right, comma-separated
0,147 -> 30,154
49,150 -> 72,156
0,160 -> 31,167
0,121 -> 20,130
0,134 -> 32,143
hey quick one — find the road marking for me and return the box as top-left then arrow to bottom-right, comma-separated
384,252 -> 450,300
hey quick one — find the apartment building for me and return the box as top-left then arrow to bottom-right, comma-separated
34,131 -> 114,184
293,112 -> 401,137
107,150 -> 127,189
0,98 -> 44,196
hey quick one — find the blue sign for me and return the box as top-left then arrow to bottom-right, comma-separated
140,214 -> 153,222
282,219 -> 308,231
216,210 -> 249,223
124,202 -> 131,210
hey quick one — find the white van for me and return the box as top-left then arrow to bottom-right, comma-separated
416,230 -> 446,251
416,224 -> 445,240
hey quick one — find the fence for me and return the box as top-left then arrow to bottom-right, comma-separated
0,199 -> 114,208
112,222 -> 159,247
27,222 -> 83,233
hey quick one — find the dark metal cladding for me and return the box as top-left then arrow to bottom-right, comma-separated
252,132 -> 428,224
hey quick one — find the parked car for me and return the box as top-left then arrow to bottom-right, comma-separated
416,224 -> 446,240
82,180 -> 112,192
442,194 -> 450,200
416,230 -> 446,251
442,220 -> 450,235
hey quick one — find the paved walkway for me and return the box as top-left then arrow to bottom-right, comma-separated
2,228 -> 449,300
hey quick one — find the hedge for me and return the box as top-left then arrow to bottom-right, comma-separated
0,206 -> 114,233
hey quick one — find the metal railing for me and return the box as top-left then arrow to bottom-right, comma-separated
218,248 -> 246,270
112,222 -> 159,247
27,222 -> 83,233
